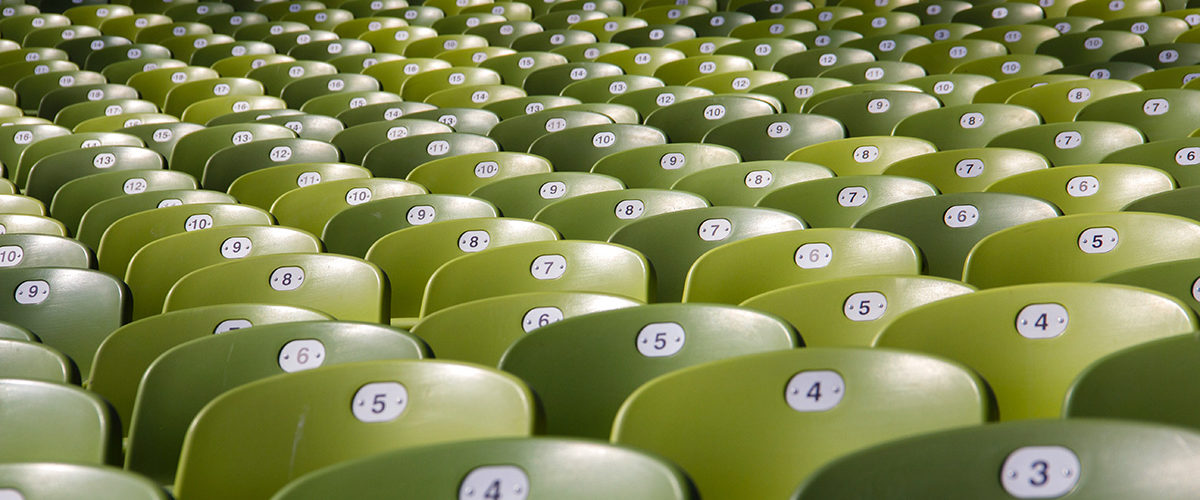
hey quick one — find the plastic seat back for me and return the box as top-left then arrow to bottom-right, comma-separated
0,379 -> 119,465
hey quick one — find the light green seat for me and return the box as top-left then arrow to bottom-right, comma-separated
411,292 -> 641,365
96,202 -> 271,277
1105,137 -> 1200,186
0,123 -> 70,179
644,94 -> 778,143
893,103 -> 1042,150
421,240 -> 652,315
501,303 -> 798,438
856,192 -> 1061,278
612,347 -> 991,500
38,83 -> 141,120
963,212 -> 1200,288
330,119 -> 453,165
361,132 -> 500,179
172,360 -> 536,500
986,121 -> 1145,166
126,321 -> 428,486
608,84 -> 713,118
88,303 -> 331,436
670,160 -> 833,207
164,252 -> 388,322
125,225 -> 321,320
806,89 -> 938,137
794,419 -> 1200,499
168,123 -> 296,181
406,152 -> 553,195
896,73 -> 994,106
951,53 -> 1066,80
0,267 -> 126,380
684,227 -> 922,304
1076,88 -> 1200,142
899,39 -> 1008,74
245,59 -> 338,96
532,188 -> 708,240
24,145 -> 164,204
468,172 -> 626,219
226,162 -> 370,210
118,122 -> 206,166
784,135 -> 937,176
0,338 -> 75,383
610,206 -> 805,301
0,194 -> 43,216
881,147 -> 1050,193
1005,77 -> 1143,122
876,282 -> 1195,419
366,217 -> 558,324
756,175 -> 939,227
0,463 -> 167,499
200,137 -> 340,191
742,275 -> 975,347
0,233 -> 91,269
272,437 -> 695,500
0,378 -> 119,465
322,194 -> 498,257
984,163 -> 1173,214
0,214 -> 67,237
270,178 -> 427,236
335,101 -> 438,127
76,189 -> 234,250
590,143 -> 739,188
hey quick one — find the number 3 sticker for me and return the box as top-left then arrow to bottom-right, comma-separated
1001,446 -> 1080,498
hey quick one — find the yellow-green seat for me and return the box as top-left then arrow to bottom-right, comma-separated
532,188 -> 709,240
875,282 -> 1194,419
49,168 -> 198,234
0,378 -> 120,465
0,233 -> 91,270
361,132 -> 500,178
893,102 -> 1042,150
1076,88 -> 1200,141
406,151 -> 553,195
757,174 -> 938,227
962,212 -> 1200,288
322,193 -> 499,257
612,347 -> 991,499
1005,77 -> 1143,121
269,177 -> 427,236
983,163 -> 1172,214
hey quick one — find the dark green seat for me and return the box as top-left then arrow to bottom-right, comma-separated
322,194 -> 499,257
757,175 -> 938,227
0,378 -> 119,465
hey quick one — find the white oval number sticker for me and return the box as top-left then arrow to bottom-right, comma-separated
844,291 -> 887,321
269,266 -> 305,291
795,243 -> 832,269
636,322 -> 685,357
1016,303 -> 1068,339
698,218 -> 732,241
185,214 -> 213,231
745,170 -> 773,188
14,280 -> 49,305
458,230 -> 490,252
530,254 -> 566,279
458,465 -> 529,500
93,153 -> 116,168
0,245 -> 23,267
785,370 -> 844,412
1001,446 -> 1081,498
539,181 -> 566,199
944,204 -> 980,228
278,339 -> 325,373
1078,226 -> 1117,254
352,382 -> 407,423
220,237 -> 252,258
837,186 -> 868,207
1066,176 -> 1098,197
406,205 -> 436,225
214,319 -> 252,334
615,199 -> 645,219
522,306 -> 563,332
955,158 -> 984,178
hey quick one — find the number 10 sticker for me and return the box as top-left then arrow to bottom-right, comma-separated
1001,446 -> 1080,498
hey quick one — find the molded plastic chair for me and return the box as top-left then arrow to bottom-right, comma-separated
532,188 -> 708,240
963,212 -> 1200,287
411,292 -> 641,366
986,121 -> 1145,166
421,240 -> 652,315
794,419 -> 1200,499
588,143 -> 740,189
88,303 -> 331,436
361,132 -> 499,179
1123,184 -> 1200,222
270,178 -> 427,236
1005,78 -> 1143,122
856,192 -> 1061,278
172,360 -> 536,500
501,303 -> 798,437
0,338 -> 75,383
684,227 -> 922,304
669,160 -> 830,206
0,214 -> 67,236
704,113 -> 848,161
893,103 -> 1043,150
366,217 -> 558,323
75,189 -> 235,250
226,162 -> 370,210
0,378 -> 119,465
405,152 -> 552,196
784,135 -> 937,176
96,202 -> 272,277
164,252 -> 388,322
876,282 -> 1195,419
644,94 -> 778,143
0,463 -> 167,499
612,347 -> 992,500
1076,88 -> 1200,142
743,275 -> 976,347
168,123 -> 296,181
525,123 -> 667,172
881,147 -> 1049,193
24,145 -> 163,204
272,437 -> 697,500
322,194 -> 498,257
806,89 -> 938,137
610,206 -> 805,301
125,225 -> 321,320
201,137 -> 340,191
756,175 -> 939,227
126,321 -> 428,486
0,233 -> 90,269
0,267 -> 126,379
984,163 -> 1173,214
1105,138 -> 1200,186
